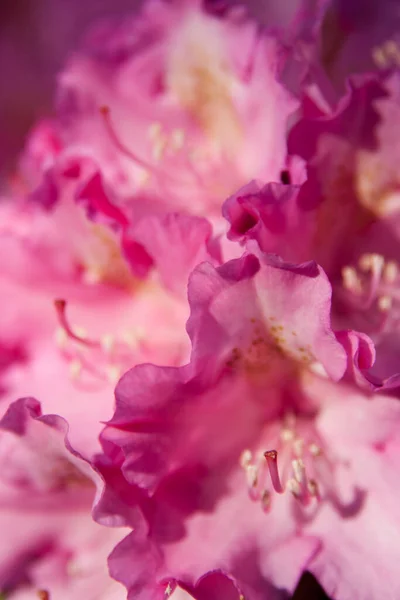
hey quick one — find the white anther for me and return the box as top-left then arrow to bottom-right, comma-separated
359,253 -> 384,274
152,137 -> 167,162
384,261 -> 398,284
293,438 -> 305,457
286,478 -> 301,497
240,449 -> 252,468
246,464 -> 258,488
69,359 -> 82,380
378,295 -> 392,312
384,40 -> 400,64
292,458 -> 306,483
261,489 -> 271,512
308,361 -> 328,377
372,46 -> 388,69
280,428 -> 294,442
83,267 -> 102,285
309,443 -> 322,457
342,266 -> 362,293
307,479 -> 320,497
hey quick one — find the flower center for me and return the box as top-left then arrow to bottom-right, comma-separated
372,39 -> 400,70
166,12 -> 242,155
99,105 -> 242,212
239,414 -> 325,512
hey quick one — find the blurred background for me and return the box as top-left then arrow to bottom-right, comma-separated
0,0 -> 145,175
2,0 -> 400,178
0,0 -> 323,176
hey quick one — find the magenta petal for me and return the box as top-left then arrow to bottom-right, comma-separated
131,213 -> 220,293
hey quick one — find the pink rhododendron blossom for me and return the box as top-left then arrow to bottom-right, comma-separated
317,0 -> 400,92
94,249 -> 400,599
4,0 -> 400,598
0,191 -> 195,456
51,0 -> 296,219
221,73 -> 400,383
0,396 -> 128,599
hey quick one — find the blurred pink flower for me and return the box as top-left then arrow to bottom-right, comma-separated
222,72 -> 400,385
51,0 -> 296,218
0,396 -> 128,599
0,184 -> 201,457
3,1 -> 400,599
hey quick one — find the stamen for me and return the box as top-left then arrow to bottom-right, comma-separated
378,295 -> 392,312
264,450 -> 284,494
291,459 -> 313,505
286,478 -> 301,498
54,299 -> 100,348
307,479 -> 320,499
359,253 -> 384,274
152,137 -> 167,162
384,40 -> 400,65
292,458 -> 306,483
99,106 -> 158,173
372,46 -> 388,69
280,428 -> 294,442
261,489 -> 271,513
240,449 -> 252,468
309,443 -> 322,457
342,266 -> 362,293
37,591 -> 50,600
384,261 -> 398,284
246,464 -> 258,489
293,438 -> 305,457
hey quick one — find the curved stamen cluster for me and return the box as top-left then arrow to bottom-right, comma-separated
99,106 -> 203,190
341,253 -> 400,334
54,299 -> 141,388
240,414 -> 324,512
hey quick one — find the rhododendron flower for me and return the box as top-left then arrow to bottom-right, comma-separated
49,0 -> 297,219
0,396 -> 128,599
317,0 -> 400,92
0,186 -> 204,455
0,165 -> 210,598
4,0 -> 400,599
92,247 -> 400,599
222,72 -> 400,383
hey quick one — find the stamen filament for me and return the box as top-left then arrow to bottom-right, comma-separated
264,450 -> 284,494
99,106 -> 157,173
54,299 -> 100,348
